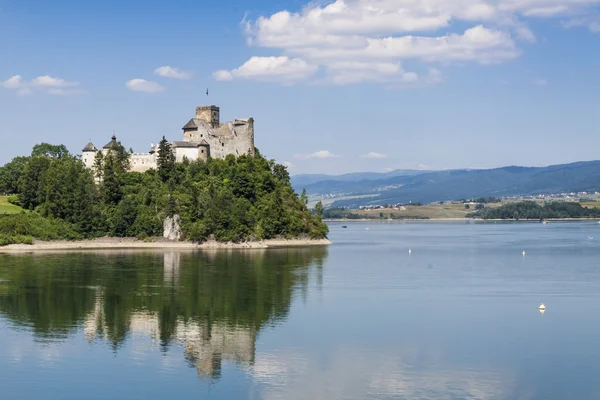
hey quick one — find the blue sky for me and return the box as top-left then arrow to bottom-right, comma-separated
1,0 -> 600,174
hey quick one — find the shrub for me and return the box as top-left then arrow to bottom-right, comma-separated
7,195 -> 21,206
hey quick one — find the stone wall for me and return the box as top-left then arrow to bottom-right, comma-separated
130,153 -> 157,172
82,151 -> 96,169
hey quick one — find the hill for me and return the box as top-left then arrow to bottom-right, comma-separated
294,161 -> 600,208
291,169 -> 430,189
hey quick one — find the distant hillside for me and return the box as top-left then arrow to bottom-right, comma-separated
291,169 -> 430,190
295,161 -> 600,208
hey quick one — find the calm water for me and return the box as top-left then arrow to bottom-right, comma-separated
1,221 -> 600,399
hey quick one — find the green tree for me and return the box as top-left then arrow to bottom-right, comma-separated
314,201 -> 324,218
300,189 -> 309,206
31,143 -> 70,159
113,142 -> 131,174
93,151 -> 104,181
101,152 -> 123,205
157,136 -> 175,182
18,156 -> 52,210
0,156 -> 30,194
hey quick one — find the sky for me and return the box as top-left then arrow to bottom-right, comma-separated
1,0 -> 600,175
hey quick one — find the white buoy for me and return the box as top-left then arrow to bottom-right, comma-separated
539,308 -> 546,315
539,303 -> 546,311
522,250 -> 526,256
408,249 -> 412,255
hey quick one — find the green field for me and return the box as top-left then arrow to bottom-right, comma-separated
0,196 -> 23,214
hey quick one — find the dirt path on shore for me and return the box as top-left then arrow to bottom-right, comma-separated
0,237 -> 332,252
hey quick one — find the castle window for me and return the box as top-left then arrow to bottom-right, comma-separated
201,149 -> 204,154
222,143 -> 224,147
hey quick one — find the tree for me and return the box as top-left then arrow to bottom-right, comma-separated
300,189 -> 308,206
93,151 -> 104,181
157,136 -> 175,182
31,143 -> 70,159
464,204 -> 470,210
314,201 -> 324,218
113,142 -> 131,174
475,203 -> 485,210
18,156 -> 52,210
0,156 -> 30,194
101,152 -> 123,205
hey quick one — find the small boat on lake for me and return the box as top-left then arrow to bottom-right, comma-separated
342,225 -> 347,229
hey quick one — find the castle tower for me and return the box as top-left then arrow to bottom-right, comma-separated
82,141 -> 97,169
196,106 -> 220,128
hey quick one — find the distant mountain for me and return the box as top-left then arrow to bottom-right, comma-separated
296,161 -> 600,208
291,169 -> 430,190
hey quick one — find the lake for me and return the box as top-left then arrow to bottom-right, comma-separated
1,221 -> 600,399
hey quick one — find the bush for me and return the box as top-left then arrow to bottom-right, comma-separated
7,195 -> 21,206
0,213 -> 81,245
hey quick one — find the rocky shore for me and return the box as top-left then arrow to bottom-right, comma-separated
0,237 -> 332,252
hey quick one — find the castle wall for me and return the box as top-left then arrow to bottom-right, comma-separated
82,151 -> 96,169
208,119 -> 255,159
81,106 -> 255,172
130,153 -> 157,172
175,147 -> 199,163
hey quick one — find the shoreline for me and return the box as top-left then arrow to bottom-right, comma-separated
0,237 -> 332,252
324,218 -> 600,222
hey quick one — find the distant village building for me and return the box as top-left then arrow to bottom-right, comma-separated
82,105 -> 255,172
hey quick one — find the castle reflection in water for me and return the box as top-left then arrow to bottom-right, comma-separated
8,249 -> 329,380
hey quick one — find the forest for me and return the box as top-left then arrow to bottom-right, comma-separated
468,201 -> 600,220
0,141 -> 328,245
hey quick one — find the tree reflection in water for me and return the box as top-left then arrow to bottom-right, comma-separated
0,248 -> 327,380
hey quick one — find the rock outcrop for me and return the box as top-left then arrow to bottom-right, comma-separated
163,215 -> 182,241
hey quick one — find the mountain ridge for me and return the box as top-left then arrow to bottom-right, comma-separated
291,160 -> 600,208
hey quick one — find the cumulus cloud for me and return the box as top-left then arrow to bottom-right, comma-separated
214,56 -> 317,83
295,150 -> 341,159
154,66 -> 193,79
360,152 -> 388,159
215,0 -> 600,85
2,74 -> 83,95
126,79 -> 165,93
563,16 -> 600,32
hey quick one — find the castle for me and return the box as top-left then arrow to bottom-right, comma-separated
82,105 -> 255,172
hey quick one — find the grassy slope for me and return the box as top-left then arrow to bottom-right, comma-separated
0,196 -> 23,214
354,204 -> 472,219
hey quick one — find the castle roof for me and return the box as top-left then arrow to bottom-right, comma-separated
82,142 -> 97,152
172,141 -> 199,148
183,119 -> 198,130
182,118 -> 214,131
199,139 -> 209,146
103,135 -> 119,150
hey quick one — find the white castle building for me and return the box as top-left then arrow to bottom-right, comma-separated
82,105 -> 255,172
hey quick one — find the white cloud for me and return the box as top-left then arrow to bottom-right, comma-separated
360,152 -> 388,159
295,150 -> 341,159
563,16 -> 600,32
2,74 -> 83,95
126,79 -> 165,93
154,66 -> 193,79
214,56 -> 317,83
2,75 -> 23,89
533,78 -> 548,86
215,0 -> 600,85
283,161 -> 295,169
48,88 -> 88,95
30,75 -> 78,87
213,70 -> 233,81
